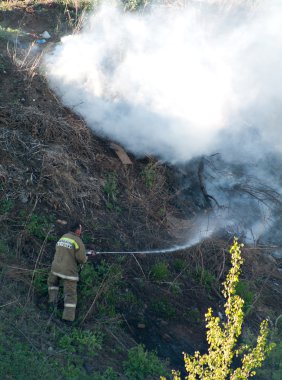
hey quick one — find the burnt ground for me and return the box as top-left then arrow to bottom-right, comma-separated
1,2 -> 282,379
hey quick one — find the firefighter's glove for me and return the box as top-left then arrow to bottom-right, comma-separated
86,250 -> 96,257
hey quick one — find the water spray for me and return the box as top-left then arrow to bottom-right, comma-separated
94,242 -> 191,256
88,228 -> 215,257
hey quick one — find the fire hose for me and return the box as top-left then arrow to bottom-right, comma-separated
86,241 -> 194,257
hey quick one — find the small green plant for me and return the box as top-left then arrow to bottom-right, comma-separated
103,172 -> 119,210
194,267 -> 216,293
120,289 -> 138,305
173,258 -> 186,272
162,238 -> 274,380
19,209 -> 28,218
58,327 -> 103,356
275,315 -> 282,336
82,232 -> 96,244
184,308 -> 201,324
0,199 -> 14,214
97,283 -> 124,317
151,299 -> 175,320
150,261 -> 170,281
0,335 -> 59,379
79,263 -> 96,293
0,57 -> 6,72
141,162 -> 157,189
91,367 -> 119,380
33,269 -> 49,296
170,282 -> 182,295
158,207 -> 166,217
236,280 -> 254,314
61,362 -> 85,380
0,240 -> 9,254
123,344 -> 169,380
26,213 -> 55,240
256,340 -> 282,380
79,261 -> 123,319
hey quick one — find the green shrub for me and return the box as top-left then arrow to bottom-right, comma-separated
26,214 -> 55,240
97,296 -> 117,318
151,299 -> 175,319
120,289 -> 138,304
33,269 -> 49,296
0,240 -> 9,254
256,341 -> 282,380
91,368 -> 119,380
193,267 -> 216,293
275,316 -> 282,336
79,261 -> 123,319
173,258 -> 186,272
103,172 -> 120,210
79,263 -> 97,299
141,163 -> 157,189
162,239 -> 273,380
61,362 -> 86,380
0,199 -> 14,214
150,261 -> 170,281
184,308 -> 201,324
82,232 -> 96,244
170,282 -> 182,295
158,207 -> 167,217
236,280 -> 254,314
58,327 -> 103,356
123,344 -> 169,380
0,334 -> 59,380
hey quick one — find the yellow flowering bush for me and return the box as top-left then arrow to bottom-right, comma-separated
162,238 -> 274,380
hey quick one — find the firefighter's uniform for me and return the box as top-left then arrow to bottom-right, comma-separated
47,232 -> 87,321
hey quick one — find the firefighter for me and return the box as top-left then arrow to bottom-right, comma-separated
47,221 -> 94,323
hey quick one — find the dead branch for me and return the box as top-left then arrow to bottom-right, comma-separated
198,157 -> 220,208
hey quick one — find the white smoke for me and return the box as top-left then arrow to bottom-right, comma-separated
44,0 -> 282,163
44,0 -> 282,245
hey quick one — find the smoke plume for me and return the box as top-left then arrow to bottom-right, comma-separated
44,0 -> 282,245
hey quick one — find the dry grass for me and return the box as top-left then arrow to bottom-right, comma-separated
0,105 -> 102,218
0,0 -> 94,11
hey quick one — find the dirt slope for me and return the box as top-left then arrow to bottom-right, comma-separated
1,3 -> 282,379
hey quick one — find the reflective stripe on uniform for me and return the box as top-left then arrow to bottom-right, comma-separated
57,237 -> 79,250
51,271 -> 79,281
48,286 -> 59,290
64,303 -> 76,308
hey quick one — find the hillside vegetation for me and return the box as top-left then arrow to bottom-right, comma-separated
1,1 -> 282,379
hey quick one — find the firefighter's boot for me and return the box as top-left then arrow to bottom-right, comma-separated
62,279 -> 77,322
47,272 -> 60,304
